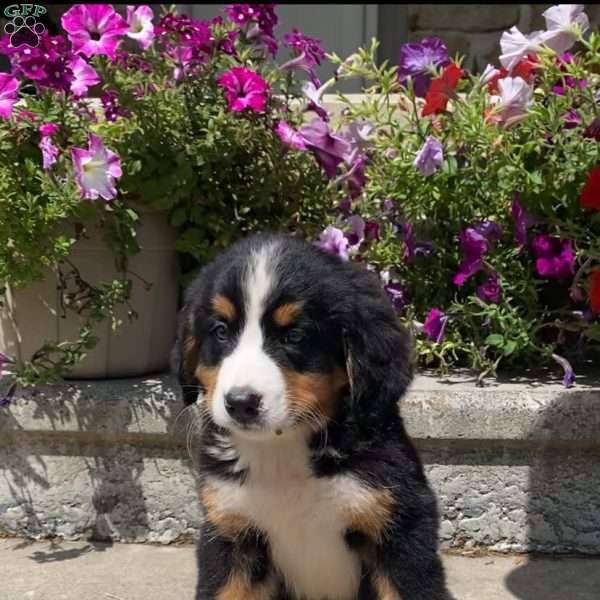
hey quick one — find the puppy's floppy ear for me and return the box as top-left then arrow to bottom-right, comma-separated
171,301 -> 201,406
341,268 -> 414,424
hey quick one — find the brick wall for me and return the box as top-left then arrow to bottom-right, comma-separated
407,4 -> 600,71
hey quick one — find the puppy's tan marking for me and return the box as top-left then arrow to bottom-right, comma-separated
201,484 -> 252,539
195,365 -> 219,407
373,571 -> 402,600
183,335 -> 199,374
212,294 -> 236,322
273,301 -> 304,327
216,572 -> 275,600
282,367 -> 348,423
345,487 -> 395,543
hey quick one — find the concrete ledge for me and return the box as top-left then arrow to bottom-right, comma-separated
1,374 -> 599,552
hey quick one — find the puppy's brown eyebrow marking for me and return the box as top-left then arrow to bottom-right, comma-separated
273,301 -> 304,327
212,294 -> 236,322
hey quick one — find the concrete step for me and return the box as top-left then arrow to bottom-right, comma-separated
2,539 -> 599,600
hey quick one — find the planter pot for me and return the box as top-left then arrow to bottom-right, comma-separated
0,212 -> 178,379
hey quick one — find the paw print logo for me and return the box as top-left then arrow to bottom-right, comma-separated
4,15 -> 45,49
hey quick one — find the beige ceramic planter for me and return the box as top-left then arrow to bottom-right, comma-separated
0,212 -> 178,379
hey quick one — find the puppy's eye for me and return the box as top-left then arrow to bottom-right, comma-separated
211,322 -> 229,343
285,328 -> 305,345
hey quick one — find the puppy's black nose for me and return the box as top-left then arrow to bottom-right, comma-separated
224,387 -> 262,424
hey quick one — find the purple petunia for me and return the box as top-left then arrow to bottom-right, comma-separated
453,228 -> 488,286
276,121 -> 307,150
71,133 -> 122,201
101,90 -> 130,122
217,67 -> 270,113
398,37 -> 450,98
512,194 -> 536,253
532,235 -> 575,283
477,274 -> 503,304
281,29 -> 326,82
413,136 -> 443,176
380,271 -> 408,313
61,4 -> 129,60
226,4 -> 278,55
39,136 -> 58,170
299,118 -> 350,178
552,353 -> 576,388
315,226 -> 349,261
423,308 -> 449,343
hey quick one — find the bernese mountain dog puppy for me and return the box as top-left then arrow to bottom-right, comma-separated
172,233 -> 454,600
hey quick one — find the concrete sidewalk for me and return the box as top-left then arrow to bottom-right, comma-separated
2,539 -> 599,600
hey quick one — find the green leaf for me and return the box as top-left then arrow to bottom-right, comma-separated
485,334 -> 505,347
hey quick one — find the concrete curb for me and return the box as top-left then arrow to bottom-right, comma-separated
1,373 -> 599,551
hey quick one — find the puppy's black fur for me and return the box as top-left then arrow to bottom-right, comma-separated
172,233 -> 454,600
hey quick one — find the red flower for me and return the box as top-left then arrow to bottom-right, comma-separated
580,165 -> 600,212
591,271 -> 600,314
422,63 -> 463,117
512,53 -> 539,82
487,68 -> 509,94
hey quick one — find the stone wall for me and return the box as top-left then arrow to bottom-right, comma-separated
1,373 -> 599,553
407,4 -> 600,71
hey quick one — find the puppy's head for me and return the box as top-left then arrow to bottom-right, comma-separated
172,233 -> 413,437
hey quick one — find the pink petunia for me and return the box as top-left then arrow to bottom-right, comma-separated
0,74 -> 19,120
71,133 -> 122,201
217,67 -> 269,113
69,56 -> 101,97
126,5 -> 155,50
61,4 -> 129,60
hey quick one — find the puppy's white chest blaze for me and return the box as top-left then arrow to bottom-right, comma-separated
210,434 -> 363,600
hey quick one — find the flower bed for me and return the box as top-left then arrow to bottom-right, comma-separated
0,3 -> 598,394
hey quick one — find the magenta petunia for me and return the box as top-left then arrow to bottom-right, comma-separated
61,4 -> 129,60
532,235 -> 575,283
0,74 -> 19,120
477,274 -> 502,304
423,308 -> 449,343
71,133 -> 122,201
217,67 -> 269,113
69,56 -> 100,98
453,228 -> 488,286
299,118 -> 350,178
40,123 -> 59,137
314,226 -> 350,261
126,5 -> 155,50
398,37 -> 450,98
276,121 -> 307,150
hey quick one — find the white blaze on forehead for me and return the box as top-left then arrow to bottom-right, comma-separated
212,242 -> 289,430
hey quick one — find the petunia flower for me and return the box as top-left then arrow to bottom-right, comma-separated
453,227 -> 489,286
413,136 -> 443,176
499,27 -> 546,70
423,308 -> 449,343
340,119 -> 375,164
315,226 -> 349,261
584,116 -> 600,141
590,271 -> 600,314
61,4 -> 129,60
217,67 -> 269,113
398,37 -> 450,98
276,121 -> 306,150
126,5 -> 155,50
39,135 -> 59,170
542,4 -> 589,55
487,76 -> 533,126
281,29 -> 325,83
380,271 -> 409,313
551,353 -> 576,388
563,109 -> 582,129
101,90 -> 130,122
477,274 -> 502,304
40,123 -> 58,137
299,118 -> 350,178
225,4 -> 278,36
345,215 -> 365,250
512,194 -> 536,252
422,63 -> 463,117
301,79 -> 332,121
68,56 -> 100,98
580,165 -> 600,212
532,235 -> 575,283
71,133 -> 122,201
0,74 -> 19,120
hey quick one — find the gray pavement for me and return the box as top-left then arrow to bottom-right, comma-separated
1,539 -> 599,600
